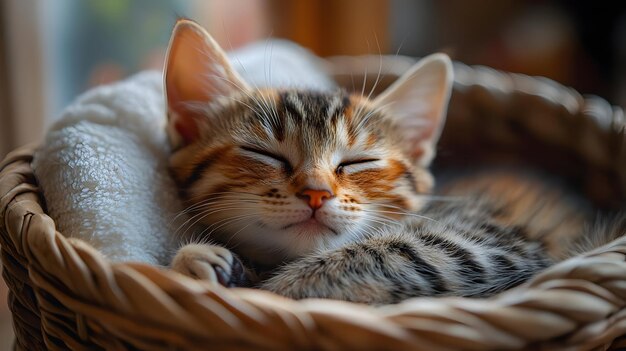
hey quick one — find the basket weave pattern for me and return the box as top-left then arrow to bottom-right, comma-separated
1,62 -> 625,350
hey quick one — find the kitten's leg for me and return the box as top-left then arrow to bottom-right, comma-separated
171,244 -> 249,287
260,230 -> 550,305
260,234 -> 439,305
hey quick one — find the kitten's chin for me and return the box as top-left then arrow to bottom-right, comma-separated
269,220 -> 354,259
283,218 -> 338,236
221,216 -> 364,264
222,220 -> 342,263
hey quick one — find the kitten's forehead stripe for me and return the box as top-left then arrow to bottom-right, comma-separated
281,91 -> 306,121
279,90 -> 349,124
327,95 -> 350,127
271,95 -> 286,142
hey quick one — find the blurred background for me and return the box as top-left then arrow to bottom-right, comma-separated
0,0 -> 625,349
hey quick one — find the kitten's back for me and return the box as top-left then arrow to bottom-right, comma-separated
433,168 -> 593,260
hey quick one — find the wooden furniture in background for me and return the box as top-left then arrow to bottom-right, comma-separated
269,0 -> 390,56
0,1 -> 47,160
0,1 -> 13,159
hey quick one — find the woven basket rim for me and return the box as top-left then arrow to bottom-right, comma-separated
2,61 -> 626,350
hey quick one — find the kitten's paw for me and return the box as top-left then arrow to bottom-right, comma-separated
171,244 -> 247,287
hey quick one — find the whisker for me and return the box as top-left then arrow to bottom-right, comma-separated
364,32 -> 383,102
179,196 -> 261,210
223,219 -> 257,248
181,197 -> 260,208
168,198 -> 260,228
364,214 -> 398,230
172,194 -> 262,218
184,190 -> 264,201
174,205 -> 258,238
362,209 -> 438,222
200,75 -> 268,115
201,213 -> 259,239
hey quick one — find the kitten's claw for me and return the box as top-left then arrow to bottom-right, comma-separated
171,244 -> 247,287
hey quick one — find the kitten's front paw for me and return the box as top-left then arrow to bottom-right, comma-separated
171,244 -> 247,287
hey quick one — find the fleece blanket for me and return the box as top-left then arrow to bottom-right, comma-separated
33,72 -> 180,264
32,40 -> 336,265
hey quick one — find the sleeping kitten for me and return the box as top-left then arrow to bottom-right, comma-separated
165,20 -> 623,304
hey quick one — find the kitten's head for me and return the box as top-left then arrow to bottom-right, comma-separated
165,20 -> 453,263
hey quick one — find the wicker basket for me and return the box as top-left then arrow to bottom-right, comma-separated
1,59 -> 626,350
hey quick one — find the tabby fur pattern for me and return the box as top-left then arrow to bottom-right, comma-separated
165,20 -> 623,305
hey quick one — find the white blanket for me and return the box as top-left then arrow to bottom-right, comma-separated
33,72 -> 181,264
32,40 -> 335,265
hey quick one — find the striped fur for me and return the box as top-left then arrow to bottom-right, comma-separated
165,20 -> 623,305
260,171 -> 590,303
169,89 -> 429,264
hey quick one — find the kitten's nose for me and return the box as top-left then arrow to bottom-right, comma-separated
298,189 -> 333,210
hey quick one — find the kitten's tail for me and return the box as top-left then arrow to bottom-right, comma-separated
567,211 -> 626,257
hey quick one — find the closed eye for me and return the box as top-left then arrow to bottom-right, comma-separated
336,158 -> 381,174
240,146 -> 293,173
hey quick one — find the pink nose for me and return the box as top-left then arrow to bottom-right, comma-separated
298,189 -> 333,210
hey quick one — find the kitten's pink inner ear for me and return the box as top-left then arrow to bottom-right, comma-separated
373,54 -> 454,166
164,19 -> 249,146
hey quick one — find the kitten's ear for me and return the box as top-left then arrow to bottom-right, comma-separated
373,54 -> 453,166
164,19 -> 249,148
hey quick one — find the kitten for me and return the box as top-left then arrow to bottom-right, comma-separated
165,20 -> 624,304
